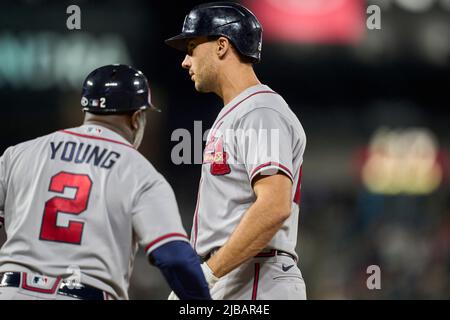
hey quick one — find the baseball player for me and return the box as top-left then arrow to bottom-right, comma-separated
0,64 -> 211,300
166,2 -> 307,300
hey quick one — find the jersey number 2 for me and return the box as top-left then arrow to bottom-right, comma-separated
39,172 -> 92,245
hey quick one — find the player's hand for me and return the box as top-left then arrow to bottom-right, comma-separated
168,291 -> 179,300
201,262 -> 219,289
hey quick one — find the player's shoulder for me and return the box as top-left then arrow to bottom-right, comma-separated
236,86 -> 301,126
113,149 -> 165,191
1,131 -> 57,158
236,85 -> 295,119
123,147 -> 157,172
231,85 -> 306,140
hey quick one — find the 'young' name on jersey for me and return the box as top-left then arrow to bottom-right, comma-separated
50,141 -> 121,169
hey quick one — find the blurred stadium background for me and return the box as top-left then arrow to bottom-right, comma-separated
0,0 -> 449,299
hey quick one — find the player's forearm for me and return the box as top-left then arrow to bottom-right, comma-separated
207,197 -> 290,277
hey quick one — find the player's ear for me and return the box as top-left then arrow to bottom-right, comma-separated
131,111 -> 139,130
131,110 -> 145,130
216,37 -> 230,60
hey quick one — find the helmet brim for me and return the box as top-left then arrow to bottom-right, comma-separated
165,33 -> 198,52
82,104 -> 161,114
148,104 -> 162,113
142,102 -> 162,113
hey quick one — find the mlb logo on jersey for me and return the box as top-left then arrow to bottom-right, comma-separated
33,275 -> 48,286
22,272 -> 61,293
86,127 -> 102,135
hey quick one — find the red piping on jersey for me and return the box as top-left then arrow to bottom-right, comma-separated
251,263 -> 260,300
294,166 -> 303,205
60,130 -> 134,149
209,121 -> 224,141
145,233 -> 188,253
214,90 -> 278,126
21,273 -> 62,294
192,178 -> 203,250
250,162 -> 293,181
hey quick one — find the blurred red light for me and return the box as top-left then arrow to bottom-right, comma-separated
243,0 -> 365,44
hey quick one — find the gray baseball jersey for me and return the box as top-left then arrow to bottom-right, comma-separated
0,125 -> 189,299
192,84 -> 306,260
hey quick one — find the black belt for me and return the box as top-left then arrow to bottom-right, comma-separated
255,249 -> 297,261
0,272 -> 110,300
203,248 -> 297,262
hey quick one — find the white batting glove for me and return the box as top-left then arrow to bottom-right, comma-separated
201,262 -> 219,289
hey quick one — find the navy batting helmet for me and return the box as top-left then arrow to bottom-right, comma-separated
165,2 -> 263,63
81,64 -> 159,114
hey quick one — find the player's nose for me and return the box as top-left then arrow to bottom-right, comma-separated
182,55 -> 191,70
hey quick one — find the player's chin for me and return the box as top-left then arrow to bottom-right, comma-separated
194,81 -> 205,92
194,81 -> 211,93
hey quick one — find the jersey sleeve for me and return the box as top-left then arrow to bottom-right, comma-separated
236,108 -> 295,184
0,150 -> 7,228
131,172 -> 189,255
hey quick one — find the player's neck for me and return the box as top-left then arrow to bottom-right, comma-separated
83,119 -> 134,145
216,64 -> 260,106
